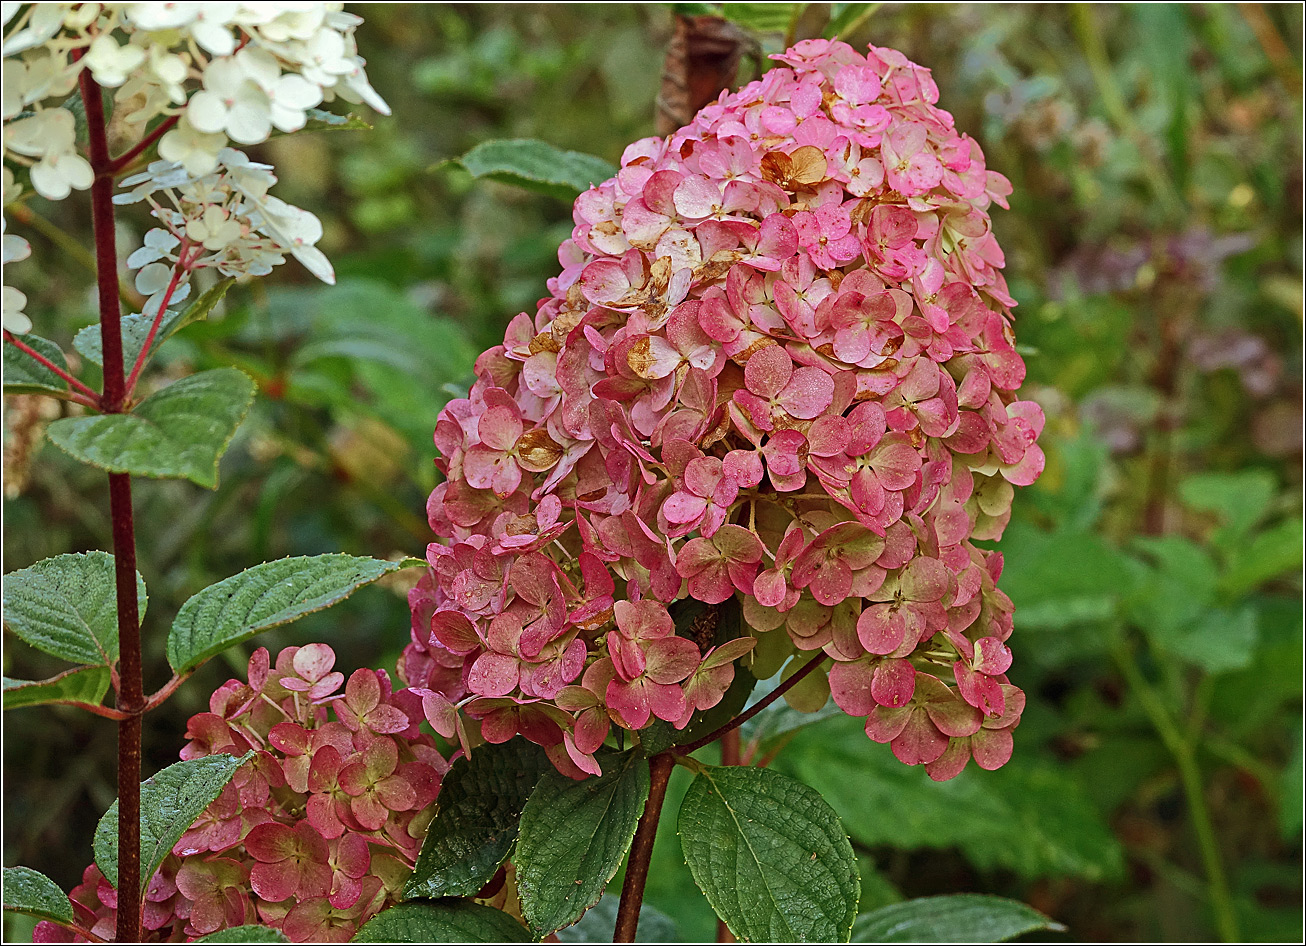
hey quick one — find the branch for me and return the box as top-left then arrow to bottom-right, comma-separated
613,752 -> 675,942
677,651 -> 828,755
124,248 -> 191,396
143,672 -> 191,712
81,66 -> 146,945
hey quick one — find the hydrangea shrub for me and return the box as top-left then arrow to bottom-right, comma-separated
407,36 -> 1043,783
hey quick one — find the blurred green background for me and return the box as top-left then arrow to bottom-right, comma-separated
3,3 -> 1302,942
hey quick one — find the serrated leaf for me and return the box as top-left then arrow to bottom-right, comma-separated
46,367 -> 256,488
850,894 -> 1064,943
2,867 -> 73,926
3,666 -> 112,710
195,925 -> 289,943
3,334 -> 73,395
516,750 -> 651,936
448,139 -> 617,201
556,893 -> 679,943
679,764 -> 859,943
777,716 -> 1124,882
719,2 -> 803,32
2,551 -> 146,666
94,752 -> 252,892
404,739 -> 552,900
353,900 -> 531,943
74,279 -> 233,368
166,554 -> 400,673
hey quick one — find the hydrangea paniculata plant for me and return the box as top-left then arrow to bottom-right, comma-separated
405,37 -> 1043,783
37,645 -> 448,943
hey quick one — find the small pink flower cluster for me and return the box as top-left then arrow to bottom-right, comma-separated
43,646 -> 448,943
405,38 -> 1042,780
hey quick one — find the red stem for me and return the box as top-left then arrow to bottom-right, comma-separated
143,672 -> 191,712
613,753 -> 675,943
81,68 -> 145,944
106,114 -> 180,175
3,331 -> 101,401
124,250 -> 190,397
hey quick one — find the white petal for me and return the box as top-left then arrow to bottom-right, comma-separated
186,91 -> 229,134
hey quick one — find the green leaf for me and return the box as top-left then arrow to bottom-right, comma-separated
824,3 -> 880,38
556,893 -> 679,943
1166,606 -> 1259,674
516,750 -> 651,936
74,279 -> 234,369
718,2 -> 803,32
448,139 -> 617,200
850,894 -> 1064,943
195,925 -> 290,943
353,900 -> 531,943
777,717 -> 1124,882
46,367 -> 256,488
679,764 -> 859,942
3,334 -> 73,395
1222,517 -> 1304,596
3,666 -> 112,710
405,739 -> 552,900
94,752 -> 252,892
2,551 -> 146,666
1179,470 -> 1277,549
2,867 -> 73,926
166,554 -> 400,673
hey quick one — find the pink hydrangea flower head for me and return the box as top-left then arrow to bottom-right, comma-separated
409,37 -> 1039,782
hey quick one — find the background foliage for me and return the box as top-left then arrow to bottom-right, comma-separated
4,4 -> 1302,942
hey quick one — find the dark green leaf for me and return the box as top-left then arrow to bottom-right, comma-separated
2,551 -> 145,666
516,750 -> 651,936
2,867 -> 73,926
448,139 -> 617,200
94,753 -> 252,892
166,554 -> 400,673
46,367 -> 256,488
718,2 -> 803,32
74,279 -> 234,369
777,717 -> 1124,882
3,334 -> 73,395
353,900 -> 531,943
824,3 -> 880,38
556,893 -> 679,943
850,894 -> 1064,943
679,763 -> 859,942
3,666 -> 112,710
404,739 -> 552,900
195,925 -> 290,943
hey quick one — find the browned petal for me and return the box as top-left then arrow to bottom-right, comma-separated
529,331 -> 561,355
789,145 -> 829,185
515,428 -> 564,472
626,336 -> 663,380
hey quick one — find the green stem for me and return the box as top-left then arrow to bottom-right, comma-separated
1112,638 -> 1240,942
